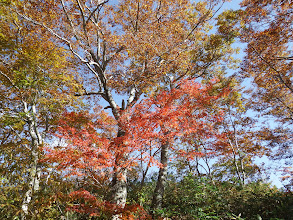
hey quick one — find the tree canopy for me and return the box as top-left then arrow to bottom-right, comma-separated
0,0 -> 292,219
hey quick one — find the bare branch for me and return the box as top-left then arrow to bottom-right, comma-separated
135,0 -> 140,32
74,91 -> 106,99
75,0 -> 91,46
85,63 -> 103,88
276,56 -> 293,60
105,46 -> 125,66
85,0 -> 109,26
60,0 -> 82,42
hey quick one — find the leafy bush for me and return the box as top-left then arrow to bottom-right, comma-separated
128,174 -> 293,219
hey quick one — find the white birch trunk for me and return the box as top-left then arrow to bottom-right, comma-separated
111,127 -> 128,220
111,168 -> 128,220
21,102 -> 42,219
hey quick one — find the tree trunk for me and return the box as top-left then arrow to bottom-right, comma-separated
21,103 -> 42,219
21,148 -> 41,219
111,168 -> 128,220
151,141 -> 169,212
111,128 -> 128,220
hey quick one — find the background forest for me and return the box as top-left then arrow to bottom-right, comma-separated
0,0 -> 292,219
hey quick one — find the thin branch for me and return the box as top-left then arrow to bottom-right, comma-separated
275,96 -> 293,121
0,69 -> 21,92
60,0 -> 82,42
9,126 -> 30,150
135,0 -> 140,32
16,12 -> 71,46
105,46 -> 125,66
85,0 -> 109,26
251,45 -> 293,94
186,2 -> 222,40
74,91 -> 106,99
75,0 -> 90,46
156,2 -> 222,63
276,56 -> 293,60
